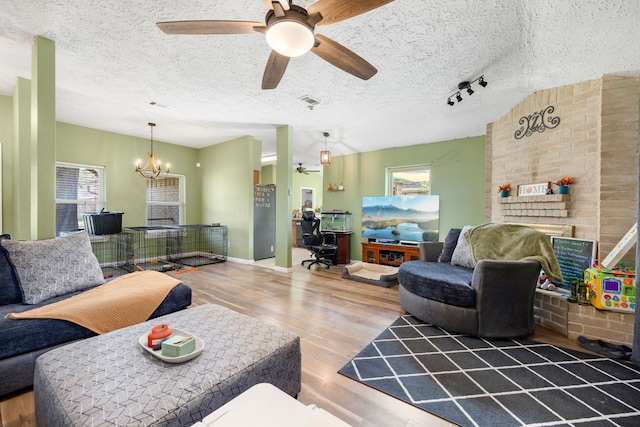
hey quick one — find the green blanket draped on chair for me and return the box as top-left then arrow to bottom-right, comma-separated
465,222 -> 563,282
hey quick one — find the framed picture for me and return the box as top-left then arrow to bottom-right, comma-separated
517,182 -> 550,197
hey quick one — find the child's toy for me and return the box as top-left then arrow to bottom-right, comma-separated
584,266 -> 635,313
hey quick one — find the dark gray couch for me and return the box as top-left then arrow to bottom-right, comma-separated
0,234 -> 192,397
398,230 -> 541,338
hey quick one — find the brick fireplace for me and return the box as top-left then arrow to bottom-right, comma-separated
486,75 -> 640,346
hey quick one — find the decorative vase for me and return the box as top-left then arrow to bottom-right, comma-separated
500,190 -> 509,198
558,185 -> 569,194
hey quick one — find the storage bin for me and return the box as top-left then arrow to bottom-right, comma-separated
84,212 -> 124,235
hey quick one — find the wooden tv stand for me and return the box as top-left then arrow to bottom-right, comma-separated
361,242 -> 421,267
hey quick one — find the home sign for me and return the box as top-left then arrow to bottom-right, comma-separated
518,182 -> 551,197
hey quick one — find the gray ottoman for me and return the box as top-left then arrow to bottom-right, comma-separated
34,304 -> 301,426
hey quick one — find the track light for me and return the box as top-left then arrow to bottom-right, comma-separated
446,75 -> 488,106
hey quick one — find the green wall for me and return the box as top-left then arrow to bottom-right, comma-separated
261,164 -> 323,213
292,172 -> 323,212
199,135 -> 261,260
2,92 -> 486,262
321,136 -> 486,260
0,94 -> 12,235
56,122 -> 202,227
261,164 -> 276,184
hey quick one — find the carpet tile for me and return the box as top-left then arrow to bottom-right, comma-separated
339,314 -> 640,427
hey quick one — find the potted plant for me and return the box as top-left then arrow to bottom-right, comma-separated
554,176 -> 574,194
498,183 -> 511,198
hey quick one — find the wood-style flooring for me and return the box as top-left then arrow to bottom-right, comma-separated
0,254 -> 592,427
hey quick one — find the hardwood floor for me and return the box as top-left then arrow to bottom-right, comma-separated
0,256 -> 592,427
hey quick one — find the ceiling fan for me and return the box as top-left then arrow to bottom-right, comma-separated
296,163 -> 320,174
156,0 -> 394,89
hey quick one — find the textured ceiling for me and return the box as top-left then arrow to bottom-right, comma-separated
1,0 -> 639,169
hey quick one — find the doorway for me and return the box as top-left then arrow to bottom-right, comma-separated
300,187 -> 316,211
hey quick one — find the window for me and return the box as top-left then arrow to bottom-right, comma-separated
387,165 -> 431,196
146,175 -> 185,226
55,162 -> 105,236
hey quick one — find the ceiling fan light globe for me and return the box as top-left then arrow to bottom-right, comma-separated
266,20 -> 314,57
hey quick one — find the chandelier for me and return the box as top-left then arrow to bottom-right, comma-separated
135,122 -> 170,179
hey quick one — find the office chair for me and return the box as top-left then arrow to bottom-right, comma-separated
300,210 -> 338,269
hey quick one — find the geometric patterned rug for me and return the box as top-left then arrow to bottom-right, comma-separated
339,315 -> 640,427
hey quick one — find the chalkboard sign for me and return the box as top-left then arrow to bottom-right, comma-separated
551,236 -> 597,290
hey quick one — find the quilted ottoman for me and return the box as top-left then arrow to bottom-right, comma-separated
34,304 -> 301,426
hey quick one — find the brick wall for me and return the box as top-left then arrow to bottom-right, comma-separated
568,303 -> 635,345
534,289 -> 635,347
488,75 -> 640,347
534,290 -> 568,335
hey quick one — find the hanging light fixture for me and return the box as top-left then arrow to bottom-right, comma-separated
446,75 -> 488,106
135,123 -> 170,179
320,131 -> 331,165
265,5 -> 315,57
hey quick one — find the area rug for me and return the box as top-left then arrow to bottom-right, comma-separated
339,315 -> 640,426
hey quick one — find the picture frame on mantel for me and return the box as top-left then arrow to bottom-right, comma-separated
518,182 -> 551,197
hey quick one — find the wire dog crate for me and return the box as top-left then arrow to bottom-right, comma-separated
178,225 -> 228,266
88,233 -> 132,278
119,226 -> 185,273
89,225 -> 228,276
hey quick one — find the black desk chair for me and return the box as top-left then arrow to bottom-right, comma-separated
300,210 -> 338,269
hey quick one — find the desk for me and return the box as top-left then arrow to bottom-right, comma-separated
292,220 -> 304,247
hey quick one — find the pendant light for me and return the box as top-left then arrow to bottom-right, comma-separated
320,131 -> 331,165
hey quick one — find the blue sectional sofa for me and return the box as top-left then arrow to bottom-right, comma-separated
0,232 -> 192,397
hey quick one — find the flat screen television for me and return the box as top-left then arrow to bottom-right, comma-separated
362,195 -> 439,244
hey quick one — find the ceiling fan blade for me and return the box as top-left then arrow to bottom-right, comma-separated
263,0 -> 290,11
308,0 -> 394,26
157,20 -> 263,35
311,34 -> 377,80
262,50 -> 290,90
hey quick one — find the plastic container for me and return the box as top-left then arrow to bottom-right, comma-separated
83,211 -> 124,235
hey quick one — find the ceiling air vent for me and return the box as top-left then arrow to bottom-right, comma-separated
299,95 -> 321,110
149,101 -> 171,110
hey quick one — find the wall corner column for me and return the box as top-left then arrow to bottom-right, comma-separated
275,125 -> 293,268
31,35 -> 56,239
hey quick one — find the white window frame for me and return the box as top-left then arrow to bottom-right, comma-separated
146,174 -> 185,227
386,164 -> 432,196
55,162 -> 106,236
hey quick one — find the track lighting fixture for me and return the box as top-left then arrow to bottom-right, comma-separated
446,75 -> 488,106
